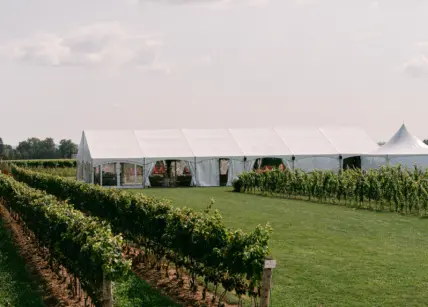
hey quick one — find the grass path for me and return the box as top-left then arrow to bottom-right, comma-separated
138,187 -> 428,307
0,218 -> 45,307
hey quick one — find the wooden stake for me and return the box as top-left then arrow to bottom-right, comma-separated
260,257 -> 276,307
102,277 -> 113,307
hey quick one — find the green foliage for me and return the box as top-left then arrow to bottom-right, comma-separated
0,218 -> 45,307
140,187 -> 428,306
4,159 -> 76,168
58,139 -> 78,159
33,167 -> 76,178
234,165 -> 428,215
0,174 -> 130,305
114,272 -> 179,307
11,165 -> 272,299
0,137 -> 78,160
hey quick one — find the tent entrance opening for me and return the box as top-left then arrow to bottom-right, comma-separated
343,156 -> 361,170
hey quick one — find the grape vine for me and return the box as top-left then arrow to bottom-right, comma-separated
234,165 -> 428,215
0,174 -> 131,306
10,165 -> 272,304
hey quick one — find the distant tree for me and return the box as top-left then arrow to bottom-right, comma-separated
16,138 -> 34,159
0,137 -> 4,159
377,141 -> 385,146
16,137 -> 60,159
58,139 -> 78,158
40,138 -> 59,159
2,145 -> 15,159
423,140 -> 428,146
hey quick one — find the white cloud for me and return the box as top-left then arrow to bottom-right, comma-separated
0,21 -> 169,72
139,0 -> 268,9
403,42 -> 428,79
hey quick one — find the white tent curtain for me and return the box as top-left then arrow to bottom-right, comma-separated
196,159 -> 220,187
282,158 -> 292,170
76,161 -> 84,181
245,159 -> 258,172
361,156 -> 387,170
362,155 -> 428,170
294,156 -> 340,172
82,162 -> 93,183
184,161 -> 197,186
227,158 -> 245,186
389,156 -> 428,169
143,162 -> 156,187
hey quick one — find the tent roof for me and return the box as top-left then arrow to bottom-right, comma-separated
273,126 -> 340,155
229,128 -> 293,157
84,130 -> 143,160
134,129 -> 194,160
369,124 -> 428,155
181,129 -> 244,158
319,126 -> 379,156
78,126 -> 378,162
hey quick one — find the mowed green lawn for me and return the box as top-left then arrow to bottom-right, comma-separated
135,187 -> 428,307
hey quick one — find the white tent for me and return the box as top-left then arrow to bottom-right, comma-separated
133,129 -> 195,187
181,129 -> 245,186
229,128 -> 293,172
273,127 -> 342,172
319,126 -> 379,158
77,130 -> 144,183
77,126 -> 378,187
362,124 -> 428,170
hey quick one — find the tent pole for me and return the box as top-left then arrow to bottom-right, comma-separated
116,162 -> 120,188
100,165 -> 103,187
143,158 -> 146,188
219,159 -> 222,187
194,157 -> 197,187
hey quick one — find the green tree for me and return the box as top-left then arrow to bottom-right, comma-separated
58,139 -> 78,158
16,137 -> 60,159
0,138 -> 4,159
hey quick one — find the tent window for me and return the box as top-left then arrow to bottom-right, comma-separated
149,160 -> 192,187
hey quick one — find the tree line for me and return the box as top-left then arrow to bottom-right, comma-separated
0,137 -> 78,160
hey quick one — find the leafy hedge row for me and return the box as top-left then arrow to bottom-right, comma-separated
0,174 -> 130,305
3,159 -> 76,168
233,166 -> 428,214
11,166 -> 272,300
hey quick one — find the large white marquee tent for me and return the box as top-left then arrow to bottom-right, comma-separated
77,126 -> 379,187
362,124 -> 428,170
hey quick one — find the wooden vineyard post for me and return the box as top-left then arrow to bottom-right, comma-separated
260,257 -> 276,307
102,277 -> 113,307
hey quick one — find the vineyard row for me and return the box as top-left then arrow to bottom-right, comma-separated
10,165 -> 272,302
0,174 -> 130,306
1,159 -> 76,168
233,166 -> 428,215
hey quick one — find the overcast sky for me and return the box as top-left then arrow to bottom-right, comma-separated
0,0 -> 427,145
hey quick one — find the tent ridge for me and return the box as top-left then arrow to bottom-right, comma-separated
318,128 -> 341,154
